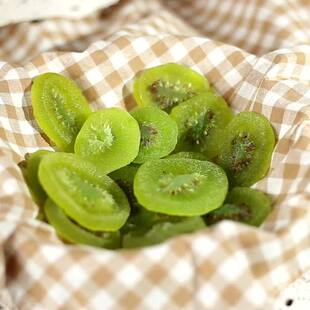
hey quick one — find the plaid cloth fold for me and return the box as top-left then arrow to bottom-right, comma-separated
0,0 -> 309,309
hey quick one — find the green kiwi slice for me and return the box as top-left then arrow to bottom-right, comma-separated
74,108 -> 140,174
20,150 -> 51,207
109,165 -> 140,211
31,72 -> 92,152
133,63 -> 210,112
122,216 -> 206,248
204,187 -> 272,226
44,199 -> 120,249
109,165 -> 166,233
170,92 -> 233,159
218,111 -> 275,187
39,152 -> 130,231
166,151 -> 206,160
134,158 -> 228,216
130,106 -> 178,163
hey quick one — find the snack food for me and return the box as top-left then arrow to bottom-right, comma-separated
75,108 -> 140,173
134,158 -> 228,216
39,152 -> 130,231
217,111 -> 275,186
131,106 -> 178,163
31,73 -> 91,152
205,187 -> 272,226
44,199 -> 121,248
24,64 -> 275,249
133,63 -> 210,112
171,92 -> 233,159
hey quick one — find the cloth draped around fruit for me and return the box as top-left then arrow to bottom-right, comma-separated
0,0 -> 309,309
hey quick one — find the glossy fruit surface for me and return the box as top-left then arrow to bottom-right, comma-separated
133,63 -> 209,112
31,72 -> 91,151
134,158 -> 228,216
218,112 -> 275,186
171,92 -> 233,159
39,153 -> 130,231
75,108 -> 140,173
166,151 -> 206,160
123,216 -> 206,248
205,187 -> 272,226
44,199 -> 121,248
22,150 -> 51,206
131,106 -> 178,163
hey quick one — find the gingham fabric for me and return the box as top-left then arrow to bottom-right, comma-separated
0,0 -> 309,309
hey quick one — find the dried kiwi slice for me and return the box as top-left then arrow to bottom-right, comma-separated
109,165 -> 163,233
134,158 -> 228,216
109,165 -> 140,210
31,73 -> 92,151
204,187 -> 272,226
39,153 -> 130,231
166,151 -> 206,160
170,92 -> 233,159
20,150 -> 51,207
218,112 -> 275,187
130,106 -> 178,163
74,108 -> 140,174
133,63 -> 209,112
44,199 -> 120,249
122,216 -> 206,248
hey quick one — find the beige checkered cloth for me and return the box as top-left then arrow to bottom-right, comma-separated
0,0 -> 309,309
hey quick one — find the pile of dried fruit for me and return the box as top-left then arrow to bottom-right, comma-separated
21,63 -> 275,249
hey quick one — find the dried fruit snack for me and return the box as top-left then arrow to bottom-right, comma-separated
123,216 -> 206,248
205,187 -> 272,226
170,92 -> 233,159
134,158 -> 228,216
130,106 -> 178,163
31,73 -> 92,152
39,153 -> 130,231
44,199 -> 121,249
20,150 -> 51,206
166,151 -> 207,160
218,111 -> 275,186
75,108 -> 140,174
133,63 -> 210,112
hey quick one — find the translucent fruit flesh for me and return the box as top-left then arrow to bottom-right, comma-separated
31,72 -> 91,152
39,152 -> 130,231
21,150 -> 51,206
44,199 -> 121,248
204,187 -> 272,226
134,158 -> 228,216
133,63 -> 210,112
170,92 -> 233,159
166,151 -> 206,161
130,106 -> 178,163
74,108 -> 140,174
217,112 -> 275,187
123,216 -> 206,248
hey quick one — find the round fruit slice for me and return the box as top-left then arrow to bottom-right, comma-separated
20,150 -> 52,206
123,216 -> 206,248
133,63 -> 210,112
39,152 -> 130,231
130,106 -> 178,163
166,151 -> 206,160
31,72 -> 92,152
170,92 -> 233,159
74,108 -> 140,174
204,187 -> 272,226
217,111 -> 275,186
109,165 -> 162,233
134,158 -> 228,216
109,165 -> 140,210
44,199 -> 121,249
